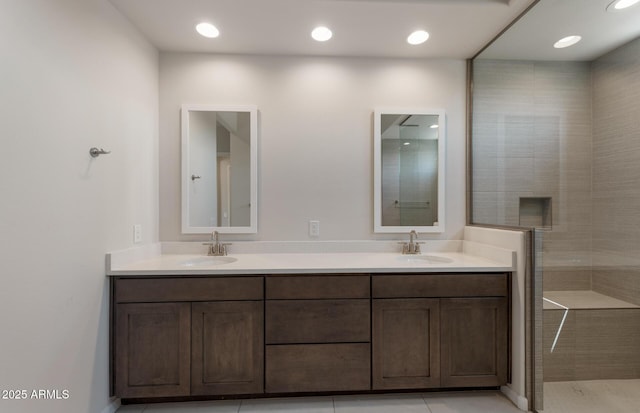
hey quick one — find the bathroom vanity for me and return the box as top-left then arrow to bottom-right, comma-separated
107,248 -> 513,403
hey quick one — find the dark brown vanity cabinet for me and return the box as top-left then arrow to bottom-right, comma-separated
264,275 -> 371,393
372,273 -> 510,390
112,277 -> 263,399
111,271 -> 511,401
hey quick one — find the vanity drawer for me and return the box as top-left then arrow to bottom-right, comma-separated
266,275 -> 370,299
115,277 -> 263,303
372,273 -> 508,298
265,343 -> 370,393
266,299 -> 370,344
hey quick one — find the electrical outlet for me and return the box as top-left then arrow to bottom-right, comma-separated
309,220 -> 320,237
133,224 -> 142,243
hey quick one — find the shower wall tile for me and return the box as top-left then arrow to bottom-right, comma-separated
592,269 -> 640,307
543,309 -> 576,381
542,238 -> 591,264
497,157 -> 534,192
471,191 -> 498,224
544,308 -> 640,381
574,309 -> 640,380
533,157 -> 559,196
472,60 -> 592,287
503,117 -> 535,158
471,155 -> 498,192
592,37 -> 640,304
544,270 -> 591,291
592,194 -> 640,238
471,115 -> 500,158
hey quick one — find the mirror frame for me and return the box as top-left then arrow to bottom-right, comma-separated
181,104 -> 258,234
373,108 -> 446,233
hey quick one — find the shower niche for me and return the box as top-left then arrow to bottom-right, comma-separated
519,197 -> 552,230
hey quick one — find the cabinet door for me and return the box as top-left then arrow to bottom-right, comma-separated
440,298 -> 508,387
115,302 -> 191,398
372,299 -> 440,390
191,301 -> 264,395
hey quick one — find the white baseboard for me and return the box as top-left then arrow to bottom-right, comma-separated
501,385 -> 529,411
99,398 -> 121,413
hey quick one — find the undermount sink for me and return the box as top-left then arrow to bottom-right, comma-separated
178,256 -> 238,267
397,255 -> 454,264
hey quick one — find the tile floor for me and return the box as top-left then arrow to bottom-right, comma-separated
116,390 -> 523,413
541,379 -> 640,413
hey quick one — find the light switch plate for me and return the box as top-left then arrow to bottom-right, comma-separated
309,220 -> 320,237
133,224 -> 142,243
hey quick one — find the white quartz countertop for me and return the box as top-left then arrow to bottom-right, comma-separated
106,242 -> 515,276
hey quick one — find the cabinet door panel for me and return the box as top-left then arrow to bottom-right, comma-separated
441,298 -> 508,387
192,301 -> 264,395
115,302 -> 191,398
372,299 -> 440,389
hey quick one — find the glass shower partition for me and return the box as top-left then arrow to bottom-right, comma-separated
469,2 -> 640,412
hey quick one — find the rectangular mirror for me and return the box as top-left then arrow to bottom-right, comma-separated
181,104 -> 258,234
373,108 -> 445,233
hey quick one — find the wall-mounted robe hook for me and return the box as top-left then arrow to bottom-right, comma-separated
89,147 -> 111,158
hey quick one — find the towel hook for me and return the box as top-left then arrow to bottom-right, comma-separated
89,147 -> 111,158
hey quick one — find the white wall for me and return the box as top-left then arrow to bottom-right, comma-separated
0,1 -> 158,413
160,53 -> 467,241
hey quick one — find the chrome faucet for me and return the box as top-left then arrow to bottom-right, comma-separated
203,231 -> 231,256
400,230 -> 423,255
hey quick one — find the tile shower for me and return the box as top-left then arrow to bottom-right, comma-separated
471,37 -> 640,382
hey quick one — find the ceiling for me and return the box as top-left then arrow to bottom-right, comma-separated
480,0 -> 640,60
109,0 -> 536,59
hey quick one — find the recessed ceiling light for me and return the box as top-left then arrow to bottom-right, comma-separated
403,142 -> 411,146
311,26 -> 332,42
196,22 -> 219,38
430,124 -> 439,129
407,30 -> 430,46
607,0 -> 640,11
553,35 -> 581,49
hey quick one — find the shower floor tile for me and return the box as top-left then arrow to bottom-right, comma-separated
542,379 -> 640,413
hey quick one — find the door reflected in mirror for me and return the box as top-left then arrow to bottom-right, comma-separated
181,105 -> 257,234
374,109 -> 445,233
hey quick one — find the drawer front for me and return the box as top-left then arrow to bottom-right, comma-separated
266,275 -> 369,299
372,273 -> 508,298
266,299 -> 370,344
265,343 -> 370,393
115,277 -> 263,303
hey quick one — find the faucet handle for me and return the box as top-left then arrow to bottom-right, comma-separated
220,243 -> 232,256
202,243 -> 215,256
